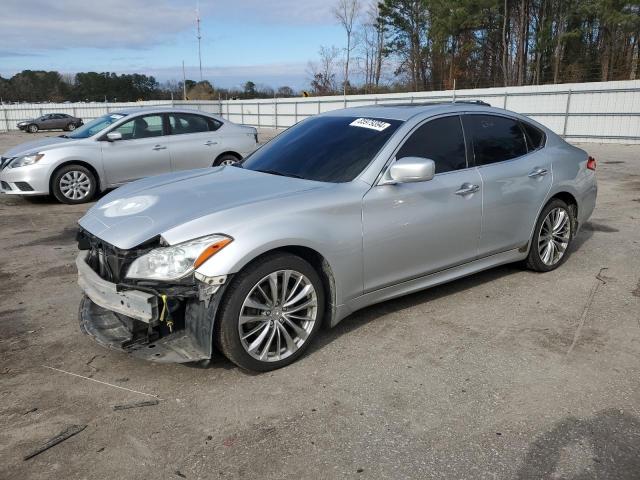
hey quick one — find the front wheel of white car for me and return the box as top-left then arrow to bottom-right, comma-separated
52,164 -> 97,204
215,253 -> 325,372
213,154 -> 239,166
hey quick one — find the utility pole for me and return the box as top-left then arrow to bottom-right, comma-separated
196,1 -> 203,82
182,60 -> 187,100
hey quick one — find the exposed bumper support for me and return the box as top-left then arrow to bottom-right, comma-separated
76,253 -> 158,322
76,253 -> 230,363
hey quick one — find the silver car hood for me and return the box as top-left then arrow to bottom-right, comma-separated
78,166 -> 327,249
3,136 -> 73,157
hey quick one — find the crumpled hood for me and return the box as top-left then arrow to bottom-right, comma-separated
3,136 -> 73,157
78,166 -> 327,249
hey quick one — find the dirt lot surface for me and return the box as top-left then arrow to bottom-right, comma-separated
0,131 -> 639,479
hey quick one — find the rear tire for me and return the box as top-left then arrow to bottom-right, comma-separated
526,199 -> 574,272
27,124 -> 38,133
52,164 -> 97,204
213,153 -> 240,166
215,253 -> 325,372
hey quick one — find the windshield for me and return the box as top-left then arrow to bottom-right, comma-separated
66,113 -> 127,139
242,115 -> 402,183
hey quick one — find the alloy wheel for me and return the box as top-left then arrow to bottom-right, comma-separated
220,158 -> 237,166
538,207 -> 571,266
59,170 -> 92,200
238,269 -> 318,362
68,123 -> 76,131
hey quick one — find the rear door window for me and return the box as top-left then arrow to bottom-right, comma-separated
169,113 -> 219,135
396,115 -> 467,174
462,114 -> 528,166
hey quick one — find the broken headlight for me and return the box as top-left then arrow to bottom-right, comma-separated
125,235 -> 232,281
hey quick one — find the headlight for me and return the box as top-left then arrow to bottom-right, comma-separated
7,153 -> 45,169
125,234 -> 232,281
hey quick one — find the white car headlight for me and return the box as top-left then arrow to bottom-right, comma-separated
7,153 -> 45,169
126,234 -> 232,281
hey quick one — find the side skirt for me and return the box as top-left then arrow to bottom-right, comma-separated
333,248 -> 526,326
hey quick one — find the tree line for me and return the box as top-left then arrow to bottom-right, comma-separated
310,0 -> 639,95
2,1 -> 638,102
0,71 -> 298,103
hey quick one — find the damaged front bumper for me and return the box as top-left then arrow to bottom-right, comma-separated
76,252 -> 227,363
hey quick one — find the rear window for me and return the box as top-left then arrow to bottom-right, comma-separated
462,114 -> 528,166
521,121 -> 546,151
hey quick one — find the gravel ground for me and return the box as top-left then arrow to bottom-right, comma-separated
0,130 -> 639,479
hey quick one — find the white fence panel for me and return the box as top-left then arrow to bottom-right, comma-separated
1,80 -> 639,142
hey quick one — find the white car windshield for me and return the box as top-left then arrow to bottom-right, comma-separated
65,113 -> 127,139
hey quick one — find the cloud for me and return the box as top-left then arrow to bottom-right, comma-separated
0,0 -> 194,51
1,0 -> 338,54
124,62 -> 311,89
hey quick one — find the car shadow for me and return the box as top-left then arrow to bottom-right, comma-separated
17,189 -> 110,206
309,263 -> 522,356
515,408 -> 640,479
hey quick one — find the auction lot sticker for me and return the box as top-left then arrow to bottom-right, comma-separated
349,118 -> 391,131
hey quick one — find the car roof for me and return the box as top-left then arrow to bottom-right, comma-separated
109,106 -> 218,117
320,101 -> 513,122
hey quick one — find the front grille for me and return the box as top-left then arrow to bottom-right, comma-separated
15,182 -> 34,191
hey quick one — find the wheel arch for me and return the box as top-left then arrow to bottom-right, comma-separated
222,245 -> 338,329
524,190 -> 580,255
49,160 -> 102,194
213,151 -> 242,165
548,191 -> 578,218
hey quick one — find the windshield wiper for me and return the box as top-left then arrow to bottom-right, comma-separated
255,169 -> 304,179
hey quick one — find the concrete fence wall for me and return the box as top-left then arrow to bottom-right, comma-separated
2,80 -> 639,143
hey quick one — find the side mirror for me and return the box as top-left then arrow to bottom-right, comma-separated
106,132 -> 122,142
387,157 -> 436,184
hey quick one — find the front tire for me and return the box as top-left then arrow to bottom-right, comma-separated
526,199 -> 574,272
215,253 -> 325,372
66,123 -> 77,131
52,164 -> 97,204
27,124 -> 38,133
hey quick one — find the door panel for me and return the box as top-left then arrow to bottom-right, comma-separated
167,113 -> 222,171
476,154 -> 552,255
100,114 -> 171,185
462,114 -> 553,256
362,170 -> 483,292
39,116 -> 55,129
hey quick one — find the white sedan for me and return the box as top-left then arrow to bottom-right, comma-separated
0,107 -> 258,204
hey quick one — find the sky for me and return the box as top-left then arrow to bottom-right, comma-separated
0,0 -> 349,90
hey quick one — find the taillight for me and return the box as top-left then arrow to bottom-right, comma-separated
587,156 -> 596,171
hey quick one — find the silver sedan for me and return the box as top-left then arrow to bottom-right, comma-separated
0,107 -> 258,203
75,102 -> 597,371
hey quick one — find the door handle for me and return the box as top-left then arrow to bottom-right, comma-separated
152,145 -> 167,151
455,183 -> 480,196
528,167 -> 548,178
204,140 -> 218,146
